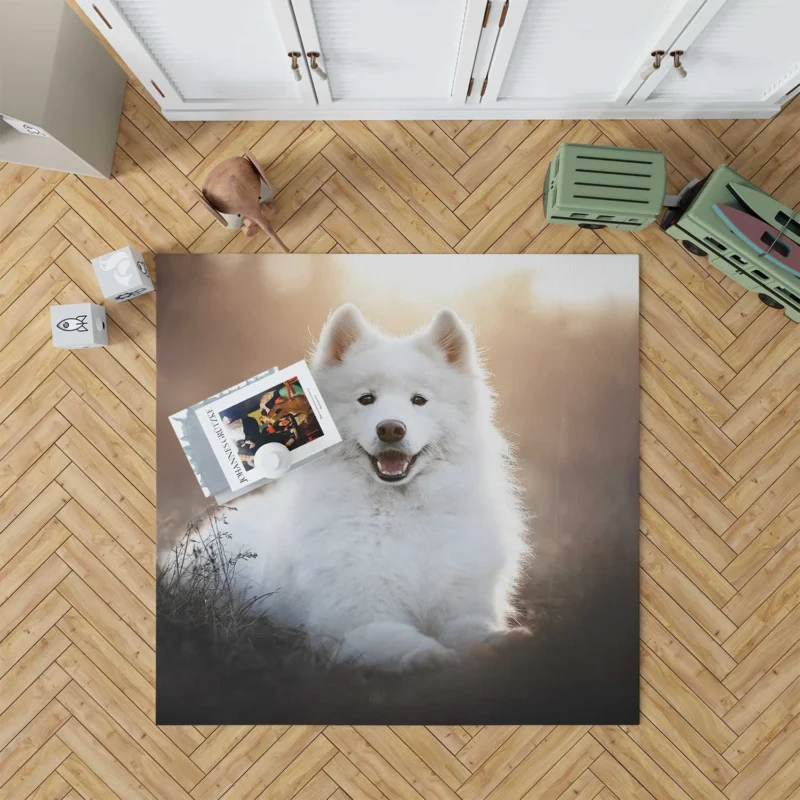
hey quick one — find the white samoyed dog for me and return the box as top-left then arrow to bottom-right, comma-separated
190,304 -> 530,671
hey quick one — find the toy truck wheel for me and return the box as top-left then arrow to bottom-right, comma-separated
578,223 -> 606,230
758,293 -> 785,310
682,240 -> 707,257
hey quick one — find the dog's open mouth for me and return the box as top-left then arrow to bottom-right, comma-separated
368,449 -> 419,482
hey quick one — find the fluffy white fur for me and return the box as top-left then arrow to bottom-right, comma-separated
193,305 -> 529,670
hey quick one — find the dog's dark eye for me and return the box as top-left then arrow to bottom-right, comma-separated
358,393 -> 375,406
411,394 -> 428,406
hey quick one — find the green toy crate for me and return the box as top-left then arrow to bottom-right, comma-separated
660,165 -> 800,323
544,143 -> 667,231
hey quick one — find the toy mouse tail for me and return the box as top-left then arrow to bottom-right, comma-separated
256,212 -> 290,253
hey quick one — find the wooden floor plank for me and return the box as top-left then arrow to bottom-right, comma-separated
121,85 -> 202,176
57,753 -> 123,800
0,590 -> 70,680
721,349 -> 800,445
56,717 -> 159,800
641,392 -> 736,501
640,680 -> 737,790
641,500 -> 736,608
400,121 -> 469,175
590,725 -> 694,800
455,120 -> 584,235
56,535 -> 153,643
0,193 -> 69,278
0,626 -> 70,716
364,120 -> 469,210
640,355 -> 735,464
454,121 -> 540,192
263,121 -> 336,192
116,115 -> 201,213
57,499 -> 154,611
724,532 -> 800,625
723,388 -> 800,477
0,664 -> 70,754
322,173 -> 416,254
111,147 -> 203,248
0,228 -> 68,317
56,606 -> 153,715
56,571 -> 154,684
55,463 -> 153,570
0,698 -> 71,788
0,554 -> 69,648
0,169 -> 66,243
57,646 -> 202,791
55,427 -> 154,538
324,132 -> 458,251
56,391 -> 155,501
0,371 -> 69,478
640,644 -> 737,752
454,121 -> 506,156
641,535 -> 736,643
0,163 -> 36,206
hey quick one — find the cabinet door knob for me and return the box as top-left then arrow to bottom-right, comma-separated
641,50 -> 665,80
670,50 -> 687,79
288,51 -> 302,81
307,52 -> 328,81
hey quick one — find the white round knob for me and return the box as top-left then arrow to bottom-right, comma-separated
670,51 -> 687,79
254,442 -> 292,479
640,64 -> 656,80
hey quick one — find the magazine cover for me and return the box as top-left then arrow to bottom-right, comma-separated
195,360 -> 341,491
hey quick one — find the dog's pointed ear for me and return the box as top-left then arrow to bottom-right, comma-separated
314,304 -> 371,367
425,309 -> 477,370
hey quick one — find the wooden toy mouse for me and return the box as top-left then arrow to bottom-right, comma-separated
197,148 -> 289,252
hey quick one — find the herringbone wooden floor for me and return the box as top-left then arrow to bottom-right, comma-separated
2,63 -> 800,798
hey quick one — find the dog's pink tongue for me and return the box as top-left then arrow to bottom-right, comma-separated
377,451 -> 407,475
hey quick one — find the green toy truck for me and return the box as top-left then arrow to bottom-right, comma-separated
544,142 -> 800,322
543,143 -> 667,231
659,165 -> 800,323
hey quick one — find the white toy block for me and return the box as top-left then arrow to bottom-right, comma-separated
51,303 -> 107,349
91,246 -> 154,302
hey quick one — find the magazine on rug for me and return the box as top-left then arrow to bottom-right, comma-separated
170,360 -> 341,501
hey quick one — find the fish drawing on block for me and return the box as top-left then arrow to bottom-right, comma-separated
57,315 -> 89,332
713,204 -> 800,278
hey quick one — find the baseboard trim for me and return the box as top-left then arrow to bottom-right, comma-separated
163,103 -> 781,122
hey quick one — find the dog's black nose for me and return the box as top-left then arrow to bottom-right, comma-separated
377,420 -> 406,443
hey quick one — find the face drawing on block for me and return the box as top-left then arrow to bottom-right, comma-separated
57,315 -> 89,333
100,251 -> 135,287
136,260 -> 150,278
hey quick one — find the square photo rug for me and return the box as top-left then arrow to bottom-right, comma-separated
156,254 -> 639,725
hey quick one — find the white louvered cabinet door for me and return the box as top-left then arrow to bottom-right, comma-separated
289,0 -> 486,108
632,0 -> 800,109
75,0 -> 316,112
479,0 -> 709,110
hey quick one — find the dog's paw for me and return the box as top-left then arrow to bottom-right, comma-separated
482,625 -> 533,645
467,626 -> 533,659
399,644 -> 458,671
